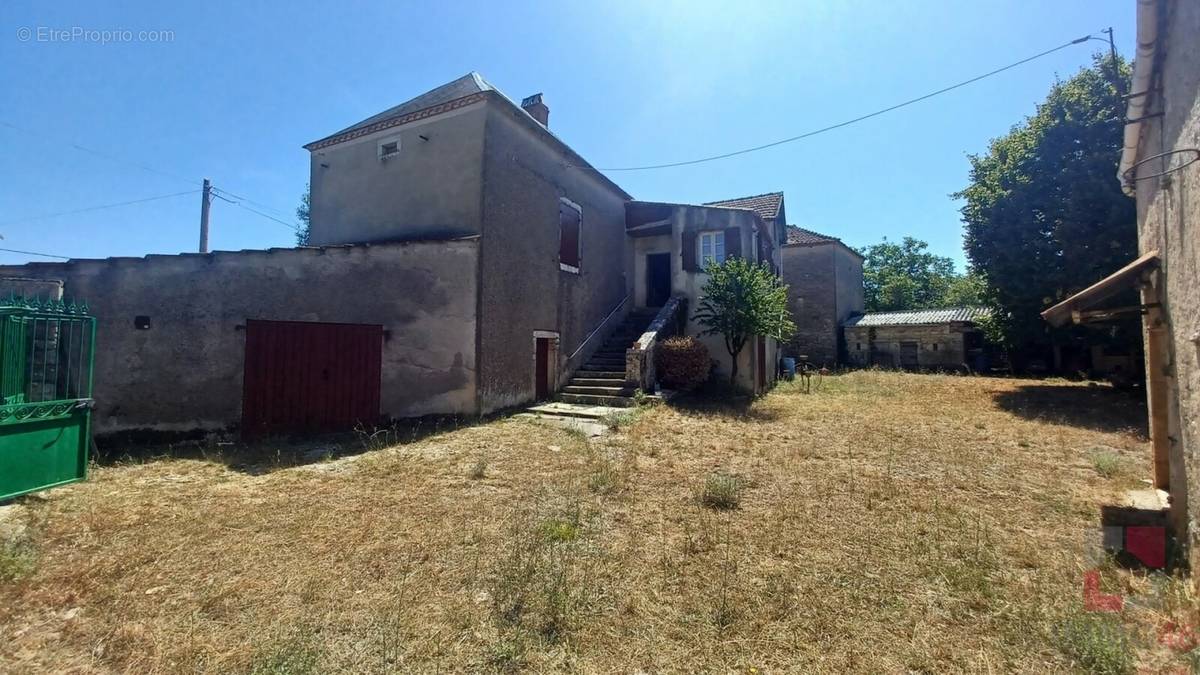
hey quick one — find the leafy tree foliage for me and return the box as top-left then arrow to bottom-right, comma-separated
693,257 -> 795,384
955,55 -> 1136,356
858,237 -> 962,312
295,183 -> 311,246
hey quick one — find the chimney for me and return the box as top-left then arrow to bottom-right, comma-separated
521,93 -> 549,127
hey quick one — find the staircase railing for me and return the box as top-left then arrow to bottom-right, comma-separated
625,296 -> 688,392
566,293 -> 629,372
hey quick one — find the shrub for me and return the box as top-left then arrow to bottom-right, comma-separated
656,336 -> 710,391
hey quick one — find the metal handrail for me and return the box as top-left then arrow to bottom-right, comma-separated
567,292 -> 630,361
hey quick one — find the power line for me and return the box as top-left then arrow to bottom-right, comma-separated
0,190 -> 201,227
211,188 -> 299,231
210,186 -> 294,220
0,246 -> 70,260
2,120 -> 299,225
592,33 -> 1099,172
0,120 -> 203,187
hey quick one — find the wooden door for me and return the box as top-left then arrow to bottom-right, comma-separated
241,319 -> 382,438
535,337 -> 551,400
900,341 -> 919,369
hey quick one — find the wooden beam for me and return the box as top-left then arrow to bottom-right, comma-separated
1142,283 -> 1171,492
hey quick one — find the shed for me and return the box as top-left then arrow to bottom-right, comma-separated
844,307 -> 989,371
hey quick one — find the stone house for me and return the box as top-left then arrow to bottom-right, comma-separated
0,72 -> 783,436
844,307 -> 988,370
780,226 -> 864,366
1041,0 -> 1199,564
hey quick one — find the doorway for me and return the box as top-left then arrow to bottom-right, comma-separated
646,253 -> 671,308
756,336 -> 767,391
533,332 -> 558,401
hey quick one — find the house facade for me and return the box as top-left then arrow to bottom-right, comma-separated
0,73 -> 783,435
781,226 -> 864,366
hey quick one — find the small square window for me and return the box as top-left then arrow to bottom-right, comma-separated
932,343 -> 939,351
856,343 -> 861,351
378,138 -> 400,160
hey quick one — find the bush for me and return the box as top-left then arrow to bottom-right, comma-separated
656,336 -> 710,391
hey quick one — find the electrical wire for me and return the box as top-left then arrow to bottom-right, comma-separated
0,190 -> 201,227
211,188 -> 299,231
591,33 -> 1099,171
0,246 -> 70,260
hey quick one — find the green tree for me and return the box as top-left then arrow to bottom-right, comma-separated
295,183 -> 311,246
693,257 -> 795,384
955,54 -> 1136,358
858,237 -> 960,311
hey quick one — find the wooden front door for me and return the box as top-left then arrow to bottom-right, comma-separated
899,341 -> 919,369
535,337 -> 552,400
241,319 -> 382,438
646,253 -> 671,307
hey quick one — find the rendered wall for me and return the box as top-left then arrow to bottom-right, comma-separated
0,241 -> 479,433
477,104 -> 631,412
308,104 -> 488,245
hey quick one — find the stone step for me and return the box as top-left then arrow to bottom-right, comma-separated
569,377 -> 627,387
526,402 -> 628,419
575,370 -> 625,379
558,393 -> 636,407
585,362 -> 627,370
563,385 -> 636,396
592,350 -> 627,359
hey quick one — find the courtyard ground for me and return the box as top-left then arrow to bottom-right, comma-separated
1,370 -> 1196,673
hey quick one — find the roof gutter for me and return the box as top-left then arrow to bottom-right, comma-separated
1118,0 -> 1162,195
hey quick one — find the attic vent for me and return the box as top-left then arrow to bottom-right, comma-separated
378,137 -> 400,160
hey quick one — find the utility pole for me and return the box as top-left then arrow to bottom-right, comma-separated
199,178 -> 211,253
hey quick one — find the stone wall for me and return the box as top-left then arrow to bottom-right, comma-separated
845,323 -> 973,370
0,241 -> 479,433
1132,0 -> 1200,567
781,243 -> 863,367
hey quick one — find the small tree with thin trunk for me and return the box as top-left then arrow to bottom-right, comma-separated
692,257 -> 795,385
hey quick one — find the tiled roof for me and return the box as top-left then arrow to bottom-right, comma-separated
844,307 -> 990,327
785,225 -> 838,246
703,192 -> 784,220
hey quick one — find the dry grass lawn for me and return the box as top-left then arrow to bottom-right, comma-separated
2,370 -> 1197,673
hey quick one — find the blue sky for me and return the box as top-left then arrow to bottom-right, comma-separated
0,1 -> 1134,268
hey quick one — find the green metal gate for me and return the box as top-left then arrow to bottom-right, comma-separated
0,296 -> 95,501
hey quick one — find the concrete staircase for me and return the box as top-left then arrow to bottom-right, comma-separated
557,309 -> 659,407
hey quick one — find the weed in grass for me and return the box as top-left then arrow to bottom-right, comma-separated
1090,450 -> 1123,478
601,409 -> 639,430
0,537 -> 36,583
248,631 -> 321,675
469,458 -> 488,480
587,455 -> 622,495
1056,613 -> 1134,675
700,472 -> 743,510
487,634 -> 527,673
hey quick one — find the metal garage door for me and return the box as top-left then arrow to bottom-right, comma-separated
241,319 -> 382,438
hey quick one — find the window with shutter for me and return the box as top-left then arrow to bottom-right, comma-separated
559,198 -> 582,272
698,231 -> 725,266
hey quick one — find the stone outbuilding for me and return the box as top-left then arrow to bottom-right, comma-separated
780,225 -> 864,366
844,307 -> 988,370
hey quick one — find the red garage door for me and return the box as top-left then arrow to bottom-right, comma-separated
241,319 -> 382,438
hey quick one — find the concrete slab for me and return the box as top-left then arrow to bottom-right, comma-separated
526,402 -> 625,420
514,412 -> 608,437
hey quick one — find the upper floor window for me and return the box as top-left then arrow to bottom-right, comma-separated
378,137 -> 401,160
559,198 -> 582,272
699,230 -> 725,266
